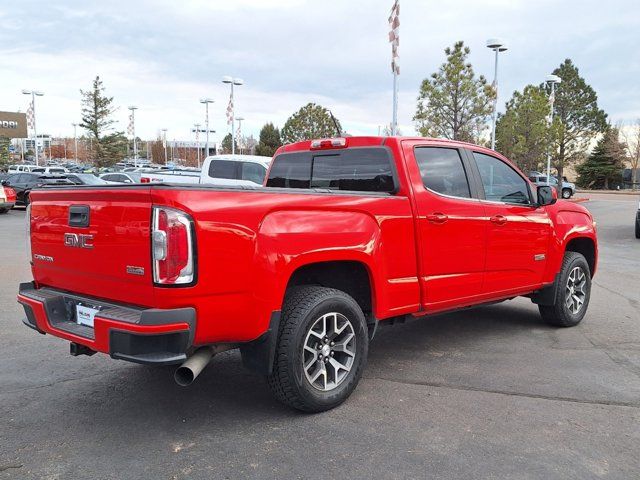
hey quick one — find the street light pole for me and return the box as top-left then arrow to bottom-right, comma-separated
72,123 -> 78,163
545,74 -> 562,185
236,116 -> 244,154
222,76 -> 244,155
128,106 -> 138,168
486,39 -> 508,151
161,129 -> 168,165
193,123 -> 201,168
199,98 -> 214,159
22,89 -> 44,166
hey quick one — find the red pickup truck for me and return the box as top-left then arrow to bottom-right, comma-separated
18,136 -> 597,412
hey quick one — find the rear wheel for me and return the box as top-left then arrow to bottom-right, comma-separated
267,286 -> 368,412
562,188 -> 572,199
539,252 -> 591,327
0,208 -> 7,214
635,216 -> 640,239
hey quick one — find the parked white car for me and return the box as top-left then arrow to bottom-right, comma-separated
8,165 -> 38,173
141,155 -> 272,187
30,166 -> 69,174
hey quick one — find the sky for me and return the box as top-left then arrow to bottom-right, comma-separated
1,0 -> 639,144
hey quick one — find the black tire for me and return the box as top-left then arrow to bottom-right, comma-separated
539,252 -> 591,327
562,188 -> 572,199
635,217 -> 640,239
267,286 -> 369,412
0,208 -> 7,214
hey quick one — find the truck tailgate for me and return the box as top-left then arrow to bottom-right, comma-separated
29,187 -> 155,307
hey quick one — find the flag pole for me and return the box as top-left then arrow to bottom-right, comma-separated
392,69 -> 398,136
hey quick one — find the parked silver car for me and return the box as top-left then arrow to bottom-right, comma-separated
528,173 -> 576,199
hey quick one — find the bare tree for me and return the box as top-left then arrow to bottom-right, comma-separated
621,119 -> 640,189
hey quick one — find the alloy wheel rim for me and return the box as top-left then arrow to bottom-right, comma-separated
302,312 -> 356,392
565,266 -> 587,314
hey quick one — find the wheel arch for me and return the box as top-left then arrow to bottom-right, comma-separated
565,236 -> 596,277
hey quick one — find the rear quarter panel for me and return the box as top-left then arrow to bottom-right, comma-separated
150,187 -> 419,344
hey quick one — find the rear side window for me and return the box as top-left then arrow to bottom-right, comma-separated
208,160 -> 239,180
414,147 -> 471,198
266,147 -> 395,193
473,152 -> 531,205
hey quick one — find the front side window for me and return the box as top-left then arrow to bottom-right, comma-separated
473,152 -> 531,205
208,160 -> 239,180
414,147 -> 471,198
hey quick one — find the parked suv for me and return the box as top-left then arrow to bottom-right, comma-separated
1,173 -> 73,206
528,173 -> 576,199
18,137 -> 597,412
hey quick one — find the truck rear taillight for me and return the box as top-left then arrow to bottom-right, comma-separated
140,177 -> 151,183
152,206 -> 195,285
4,186 -> 16,202
310,137 -> 347,149
25,203 -> 32,261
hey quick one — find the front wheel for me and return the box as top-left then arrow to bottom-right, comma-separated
539,252 -> 591,327
562,188 -> 572,199
267,286 -> 369,412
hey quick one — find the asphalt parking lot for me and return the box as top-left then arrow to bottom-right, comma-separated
1,194 -> 639,480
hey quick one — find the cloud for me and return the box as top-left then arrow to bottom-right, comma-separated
1,0 -> 638,142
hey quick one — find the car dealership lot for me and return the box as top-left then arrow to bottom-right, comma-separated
1,195 -> 639,479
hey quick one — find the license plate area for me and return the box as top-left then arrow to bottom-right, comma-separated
75,304 -> 99,328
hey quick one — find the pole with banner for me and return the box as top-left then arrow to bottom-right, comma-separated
389,0 -> 400,136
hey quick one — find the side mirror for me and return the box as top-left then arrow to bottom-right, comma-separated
537,185 -> 557,206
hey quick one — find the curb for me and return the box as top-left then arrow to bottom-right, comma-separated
568,198 -> 589,203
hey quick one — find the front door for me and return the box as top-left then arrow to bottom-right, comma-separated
471,151 -> 551,295
403,143 -> 487,313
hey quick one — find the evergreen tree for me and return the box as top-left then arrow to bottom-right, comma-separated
221,133 -> 237,154
255,123 -> 282,157
0,137 -> 11,171
414,41 -> 495,143
79,76 -> 126,167
281,103 -> 342,144
495,85 -> 553,174
576,126 -> 627,189
547,59 -> 608,193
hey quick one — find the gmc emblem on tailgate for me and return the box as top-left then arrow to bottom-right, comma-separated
64,233 -> 94,249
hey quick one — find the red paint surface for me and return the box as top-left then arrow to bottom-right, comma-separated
23,137 -> 598,351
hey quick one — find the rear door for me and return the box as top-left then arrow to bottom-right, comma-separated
403,142 -> 487,312
470,150 -> 551,294
29,187 -> 156,306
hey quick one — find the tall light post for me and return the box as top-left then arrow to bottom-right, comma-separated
486,39 -> 508,151
545,74 -> 562,185
22,89 -> 44,166
199,98 -> 214,158
128,106 -> 138,167
161,128 -> 168,165
222,76 -> 243,154
236,116 -> 244,154
72,123 -> 78,163
193,123 -> 201,168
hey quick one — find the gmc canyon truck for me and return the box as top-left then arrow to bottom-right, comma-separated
18,136 -> 598,412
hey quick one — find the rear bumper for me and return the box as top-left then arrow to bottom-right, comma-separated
0,201 -> 14,210
17,282 -> 195,365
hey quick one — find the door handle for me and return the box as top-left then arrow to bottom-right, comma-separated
490,215 -> 507,225
426,212 -> 448,224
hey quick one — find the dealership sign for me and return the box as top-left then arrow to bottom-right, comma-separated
0,111 -> 28,139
